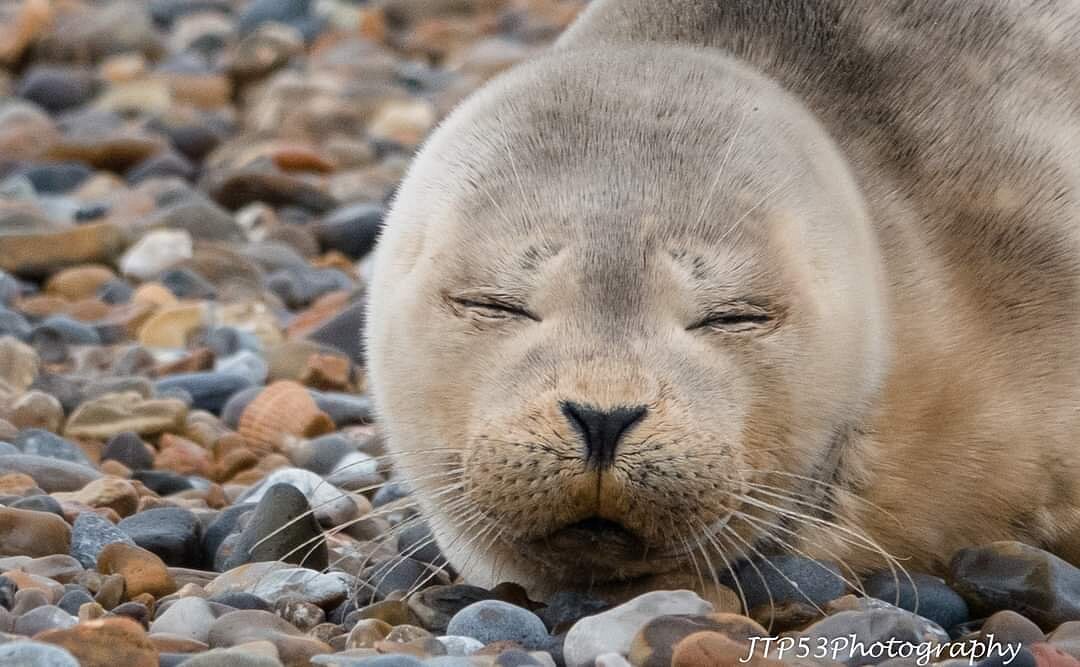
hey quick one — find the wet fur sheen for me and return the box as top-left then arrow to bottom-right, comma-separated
366,0 -> 1080,597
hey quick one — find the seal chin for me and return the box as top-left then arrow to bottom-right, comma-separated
518,517 -> 668,582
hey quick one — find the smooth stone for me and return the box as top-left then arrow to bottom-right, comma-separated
306,301 -> 366,365
201,503 -> 255,571
629,613 -> 767,667
396,521 -> 444,567
97,543 -> 177,598
220,386 -> 263,430
311,657 -> 423,667
311,392 -> 373,428
53,477 -> 139,517
207,609 -> 332,666
119,229 -> 193,281
361,557 -> 441,603
0,222 -> 126,279
0,506 -> 71,558
58,588 -> 94,615
150,596 -> 217,643
100,432 -> 154,471
949,541 -> 1080,630
179,646 -> 285,667
31,315 -> 101,348
159,267 -> 217,300
267,266 -> 352,309
10,494 -> 65,517
408,585 -> 495,634
14,604 -> 77,635
537,591 -> 610,633
0,640 -> 80,666
438,635 -> 485,656
131,470 -> 195,496
290,434 -> 356,476
236,468 -> 356,527
126,151 -> 195,184
14,430 -> 90,465
143,196 -> 244,242
237,0 -> 313,35
980,610 -> 1046,645
35,617 -> 158,667
64,392 -> 188,440
798,600 -> 949,665
0,455 -> 100,493
117,507 -> 202,568
18,163 -> 93,196
70,512 -> 135,569
732,555 -> 847,611
247,568 -> 349,609
445,600 -> 549,650
865,570 -> 970,631
17,66 -> 96,114
563,590 -> 713,667
0,337 -> 38,392
207,592 -> 270,612
1049,622 -> 1080,659
98,278 -> 134,304
8,390 -> 64,432
314,203 -> 384,260
0,308 -> 32,340
223,484 -> 327,571
215,350 -> 269,386
154,373 -> 253,414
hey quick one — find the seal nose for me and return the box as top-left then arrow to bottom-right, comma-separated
560,401 -> 648,469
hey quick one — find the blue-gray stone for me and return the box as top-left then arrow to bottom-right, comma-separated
16,67 -> 97,114
446,600 -> 549,650
101,432 -> 154,471
306,301 -> 365,364
731,555 -> 847,610
0,641 -> 80,667
312,391 -> 371,426
10,494 -> 64,517
70,511 -> 136,568
31,315 -> 101,345
864,571 -> 969,631
214,350 -> 268,386
15,429 -> 92,465
98,278 -> 134,304
58,588 -> 95,615
203,326 -> 263,357
155,372 -> 253,414
0,271 -> 21,306
118,507 -> 203,568
220,385 -> 263,430
159,267 -> 217,300
0,308 -> 31,340
0,441 -> 19,455
132,470 -> 196,496
16,162 -> 94,194
314,203 -> 384,259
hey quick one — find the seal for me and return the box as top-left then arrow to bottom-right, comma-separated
365,0 -> 1080,598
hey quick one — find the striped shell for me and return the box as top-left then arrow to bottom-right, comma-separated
238,380 -> 334,451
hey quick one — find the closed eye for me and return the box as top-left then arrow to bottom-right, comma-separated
689,304 -> 776,333
448,296 -> 540,322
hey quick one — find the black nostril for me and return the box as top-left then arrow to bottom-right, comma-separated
559,401 -> 648,469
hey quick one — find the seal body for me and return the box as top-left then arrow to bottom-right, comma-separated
366,0 -> 1080,597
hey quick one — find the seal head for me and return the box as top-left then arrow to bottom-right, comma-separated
366,45 -> 889,593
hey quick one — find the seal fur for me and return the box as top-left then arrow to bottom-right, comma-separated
365,0 -> 1080,597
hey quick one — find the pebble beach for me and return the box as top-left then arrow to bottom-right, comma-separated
2,0 -> 1080,666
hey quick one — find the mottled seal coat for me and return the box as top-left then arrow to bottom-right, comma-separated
366,0 -> 1080,597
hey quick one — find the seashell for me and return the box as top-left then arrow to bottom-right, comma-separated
238,380 -> 334,451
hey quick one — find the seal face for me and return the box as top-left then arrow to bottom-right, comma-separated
367,0 -> 1080,596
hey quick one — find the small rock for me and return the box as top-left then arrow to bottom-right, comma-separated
17,66 -> 97,114
119,229 -> 194,281
797,599 -> 949,666
247,568 -> 349,609
864,570 -> 970,632
734,555 -> 847,612
409,584 -> 495,633
314,203 -> 384,260
0,640 -> 80,667
563,590 -> 713,667
949,541 -> 1080,630
13,429 -> 89,465
980,610 -> 1045,646
8,391 -> 64,433
0,506 -> 71,558
53,477 -> 139,517
237,468 -> 358,527
0,454 -> 101,492
155,372 -> 253,414
207,609 -> 332,666
446,600 -> 549,650
223,484 -> 328,570
150,596 -> 217,643
14,604 -> 77,635
100,432 -> 155,471
629,613 -> 767,667
97,543 -> 177,599
117,507 -> 202,568
64,392 -> 188,440
36,617 -> 158,667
